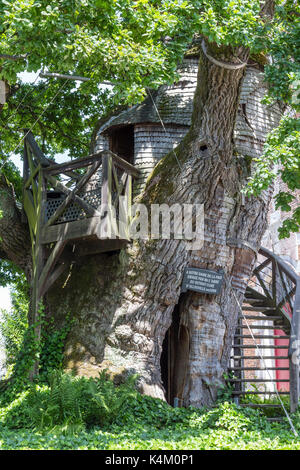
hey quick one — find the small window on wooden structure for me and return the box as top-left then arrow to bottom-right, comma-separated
108,125 -> 134,164
160,295 -> 190,406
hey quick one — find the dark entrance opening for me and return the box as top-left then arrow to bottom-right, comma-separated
160,296 -> 190,406
108,125 -> 134,164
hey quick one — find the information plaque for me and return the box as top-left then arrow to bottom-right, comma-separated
181,267 -> 224,295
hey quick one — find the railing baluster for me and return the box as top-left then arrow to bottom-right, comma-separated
272,259 -> 277,303
101,153 -> 112,208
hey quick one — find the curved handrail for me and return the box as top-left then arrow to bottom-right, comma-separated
256,247 -> 300,412
259,247 -> 299,285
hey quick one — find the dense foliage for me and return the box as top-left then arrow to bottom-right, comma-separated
0,282 -> 72,386
0,371 -> 300,450
0,1 -> 299,239
247,116 -> 300,239
0,280 -> 28,371
245,0 -> 300,238
0,0 -> 271,164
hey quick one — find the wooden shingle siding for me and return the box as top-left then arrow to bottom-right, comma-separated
234,68 -> 282,159
95,134 -> 109,153
134,125 -> 188,193
95,59 -> 284,195
90,133 -> 110,191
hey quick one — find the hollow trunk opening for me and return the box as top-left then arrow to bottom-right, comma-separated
160,294 -> 190,406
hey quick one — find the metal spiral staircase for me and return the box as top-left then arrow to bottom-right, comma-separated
230,247 -> 300,417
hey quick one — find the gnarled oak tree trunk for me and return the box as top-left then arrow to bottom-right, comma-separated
40,45 -> 274,407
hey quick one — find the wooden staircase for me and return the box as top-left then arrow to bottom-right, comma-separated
230,247 -> 300,418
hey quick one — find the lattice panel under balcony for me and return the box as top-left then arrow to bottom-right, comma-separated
46,188 -> 102,224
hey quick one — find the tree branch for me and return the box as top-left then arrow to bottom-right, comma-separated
0,53 -> 27,61
0,175 -> 32,279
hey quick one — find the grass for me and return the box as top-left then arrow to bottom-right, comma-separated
0,372 -> 300,450
1,410 -> 300,450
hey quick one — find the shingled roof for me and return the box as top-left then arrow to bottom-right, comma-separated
97,56 -> 282,164
100,57 -> 200,133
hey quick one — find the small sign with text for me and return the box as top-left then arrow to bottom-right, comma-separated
182,267 -> 224,295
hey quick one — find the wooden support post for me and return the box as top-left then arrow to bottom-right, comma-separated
100,153 -> 113,238
101,153 -> 112,207
233,316 -> 244,404
272,259 -> 277,304
124,174 -> 132,240
28,169 -> 46,380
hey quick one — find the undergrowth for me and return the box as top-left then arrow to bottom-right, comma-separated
1,371 -> 300,450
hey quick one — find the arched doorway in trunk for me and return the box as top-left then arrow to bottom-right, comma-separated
160,294 -> 190,406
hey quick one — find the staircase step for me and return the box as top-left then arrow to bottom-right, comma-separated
244,297 -> 266,302
231,356 -> 289,360
229,367 -> 289,371
232,344 -> 289,349
239,403 -> 283,408
243,302 -> 275,309
245,289 -> 269,301
239,325 -> 285,330
234,334 -> 288,340
242,306 -> 277,312
229,379 -> 289,383
240,315 -> 283,321
232,391 -> 289,395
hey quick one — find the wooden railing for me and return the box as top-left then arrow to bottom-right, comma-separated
255,247 -> 300,412
23,131 -> 139,328
23,131 -> 139,232
243,247 -> 300,412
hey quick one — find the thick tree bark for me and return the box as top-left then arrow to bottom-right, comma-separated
0,175 -> 31,278
40,44 -> 274,407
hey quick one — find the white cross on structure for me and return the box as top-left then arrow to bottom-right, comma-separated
0,80 -> 6,104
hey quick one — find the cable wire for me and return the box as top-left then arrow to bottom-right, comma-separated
6,71 -> 41,123
0,78 -> 69,172
146,86 -> 183,171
